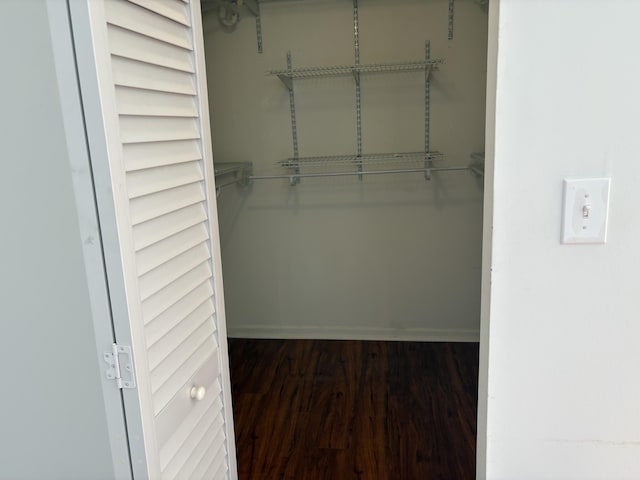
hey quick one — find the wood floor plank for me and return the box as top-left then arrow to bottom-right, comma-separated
229,339 -> 479,480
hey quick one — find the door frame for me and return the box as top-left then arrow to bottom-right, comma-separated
64,0 -> 152,476
51,0 -> 500,477
477,0 -> 499,478
46,1 -> 133,478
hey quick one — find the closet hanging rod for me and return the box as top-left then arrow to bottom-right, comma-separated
249,165 -> 470,181
279,151 -> 444,167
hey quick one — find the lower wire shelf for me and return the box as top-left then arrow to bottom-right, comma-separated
213,154 -> 476,190
250,165 -> 471,183
250,151 -> 469,184
278,151 -> 444,169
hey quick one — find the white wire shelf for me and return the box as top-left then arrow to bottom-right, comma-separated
249,165 -> 471,183
269,60 -> 443,89
279,151 -> 444,169
213,155 -> 474,186
263,151 -> 454,184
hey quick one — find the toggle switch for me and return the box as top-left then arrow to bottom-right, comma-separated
561,178 -> 611,244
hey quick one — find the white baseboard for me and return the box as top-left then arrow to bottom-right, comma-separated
227,325 -> 480,342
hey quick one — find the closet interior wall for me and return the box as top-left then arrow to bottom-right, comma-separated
203,0 -> 487,340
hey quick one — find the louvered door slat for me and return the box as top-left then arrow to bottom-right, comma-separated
150,318 -> 215,393
144,281 -> 213,343
106,0 -> 191,49
193,439 -> 228,480
127,0 -> 191,27
159,376 -> 218,469
167,414 -> 221,480
147,299 -> 215,370
116,87 -> 197,118
210,454 -> 229,480
173,422 -> 225,480
108,25 -> 194,73
190,438 -> 223,480
132,203 -> 207,251
136,223 -> 209,276
120,116 -> 199,144
211,441 -> 230,477
111,57 -> 196,95
138,242 -> 210,301
141,262 -> 212,323
123,140 -> 201,171
127,161 -> 203,199
206,435 -> 229,480
130,183 -> 205,226
159,385 -> 223,470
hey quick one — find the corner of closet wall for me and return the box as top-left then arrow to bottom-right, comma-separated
202,0 -> 488,342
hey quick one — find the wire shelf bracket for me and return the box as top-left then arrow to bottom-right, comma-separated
214,161 -> 253,196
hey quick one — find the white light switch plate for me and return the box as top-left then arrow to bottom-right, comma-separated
561,178 -> 611,244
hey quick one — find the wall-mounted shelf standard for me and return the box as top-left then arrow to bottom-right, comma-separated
214,161 -> 253,195
269,60 -> 443,90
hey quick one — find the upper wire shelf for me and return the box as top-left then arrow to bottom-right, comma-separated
269,60 -> 443,89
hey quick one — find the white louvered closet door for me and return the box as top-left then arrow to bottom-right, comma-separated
78,0 -> 237,478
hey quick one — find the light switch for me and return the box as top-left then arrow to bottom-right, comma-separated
561,178 -> 611,244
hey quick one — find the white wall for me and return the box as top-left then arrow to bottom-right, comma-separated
204,0 -> 487,340
0,1 -> 119,478
481,0 -> 640,478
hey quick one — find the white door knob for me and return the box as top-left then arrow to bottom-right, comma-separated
190,385 -> 206,401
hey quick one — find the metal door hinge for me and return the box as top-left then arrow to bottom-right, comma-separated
104,344 -> 137,389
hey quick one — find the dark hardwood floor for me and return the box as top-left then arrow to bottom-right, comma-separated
228,339 -> 479,480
